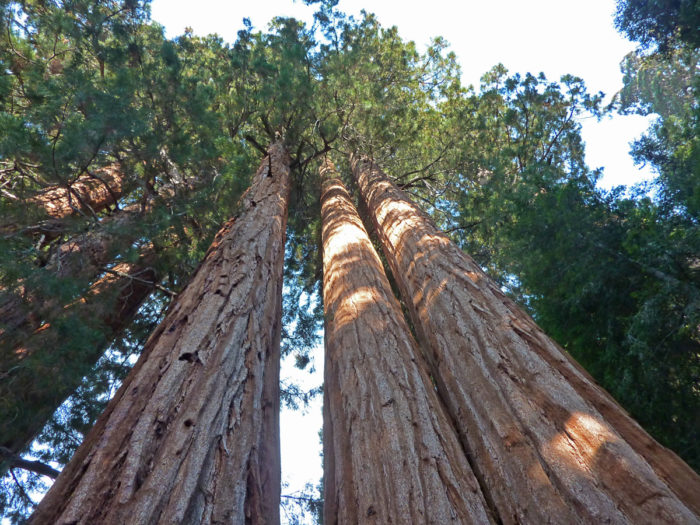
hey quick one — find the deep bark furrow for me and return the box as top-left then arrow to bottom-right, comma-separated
320,166 -> 493,524
29,143 -> 288,525
353,155 -> 700,524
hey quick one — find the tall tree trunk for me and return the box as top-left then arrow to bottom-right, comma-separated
320,162 -> 494,524
28,143 -> 288,525
353,155 -> 700,524
0,177 -> 196,467
0,255 -> 157,462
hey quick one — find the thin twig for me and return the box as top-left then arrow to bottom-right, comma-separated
100,267 -> 176,297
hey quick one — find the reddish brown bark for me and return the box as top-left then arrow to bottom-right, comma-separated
0,181 -> 176,345
0,255 -> 157,460
0,214 -> 127,342
353,155 -> 700,524
321,163 -> 494,524
0,165 -> 127,340
29,165 -> 124,219
29,143 -> 288,525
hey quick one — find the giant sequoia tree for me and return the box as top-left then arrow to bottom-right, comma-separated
1,0 -> 699,522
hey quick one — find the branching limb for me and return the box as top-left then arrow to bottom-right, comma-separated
99,267 -> 176,297
1,448 -> 61,479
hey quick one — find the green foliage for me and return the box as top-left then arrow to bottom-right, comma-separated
0,293 -> 167,520
0,0 -> 259,501
617,47 -> 699,120
496,180 -> 699,469
2,0 -> 699,520
437,65 -> 699,470
615,0 -> 700,50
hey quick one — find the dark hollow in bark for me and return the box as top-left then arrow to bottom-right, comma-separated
321,161 -> 494,524
28,143 -> 288,525
353,154 -> 700,524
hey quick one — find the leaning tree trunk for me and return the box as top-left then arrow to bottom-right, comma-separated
28,165 -> 124,220
320,162 -> 494,524
0,206 -> 139,342
29,143 -> 288,525
353,155 -> 700,524
0,165 -> 125,237
0,164 -> 128,341
0,255 -> 157,464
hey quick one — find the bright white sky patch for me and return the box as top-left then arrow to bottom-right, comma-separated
150,0 -> 655,190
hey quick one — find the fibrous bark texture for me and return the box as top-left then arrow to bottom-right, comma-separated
353,155 -> 700,524
0,256 -> 157,460
321,163 -> 494,525
29,165 -> 124,219
29,143 -> 288,525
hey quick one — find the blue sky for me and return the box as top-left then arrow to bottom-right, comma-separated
150,0 -> 656,188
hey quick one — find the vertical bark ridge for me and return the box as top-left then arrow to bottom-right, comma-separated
320,161 -> 494,524
28,143 -> 288,525
353,154 -> 700,524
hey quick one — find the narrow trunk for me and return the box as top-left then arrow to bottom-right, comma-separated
0,256 -> 157,460
28,143 -> 288,525
320,162 -> 493,524
353,155 -> 700,524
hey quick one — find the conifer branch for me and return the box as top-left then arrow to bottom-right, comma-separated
100,267 -> 176,297
244,135 -> 268,156
0,448 -> 61,479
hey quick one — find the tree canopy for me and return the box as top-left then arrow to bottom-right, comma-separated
0,0 -> 698,521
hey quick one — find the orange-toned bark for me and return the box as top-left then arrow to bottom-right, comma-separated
321,163 -> 494,524
0,255 -> 157,460
29,165 -> 124,219
353,155 -> 700,524
0,218 -> 123,342
29,143 -> 288,525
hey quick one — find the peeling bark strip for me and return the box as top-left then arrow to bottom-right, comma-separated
0,256 -> 157,464
29,165 -> 124,219
320,162 -> 493,524
353,155 -> 700,524
29,143 -> 288,525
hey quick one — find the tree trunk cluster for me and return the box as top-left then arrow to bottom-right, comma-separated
320,160 -> 493,523
350,154 -> 700,524
26,150 -> 699,524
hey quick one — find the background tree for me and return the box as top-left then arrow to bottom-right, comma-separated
614,0 -> 700,50
1,0 -> 698,520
